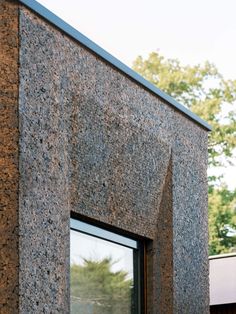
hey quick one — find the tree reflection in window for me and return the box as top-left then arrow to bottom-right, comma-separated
71,257 -> 133,314
70,219 -> 141,314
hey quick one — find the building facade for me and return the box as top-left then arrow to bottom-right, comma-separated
1,0 -> 210,313
209,254 -> 236,314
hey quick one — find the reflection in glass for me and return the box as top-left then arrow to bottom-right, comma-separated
70,229 -> 135,314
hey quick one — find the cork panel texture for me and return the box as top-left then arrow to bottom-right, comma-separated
154,158 -> 174,314
172,144 -> 209,313
18,6 -> 209,314
0,1 -> 19,313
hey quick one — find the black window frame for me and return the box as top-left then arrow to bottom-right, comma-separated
70,217 -> 145,314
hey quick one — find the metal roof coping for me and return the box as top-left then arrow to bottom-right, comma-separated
209,253 -> 236,260
18,0 -> 212,131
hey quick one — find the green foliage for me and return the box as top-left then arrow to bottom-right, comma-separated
70,257 -> 133,314
208,187 -> 236,255
133,51 -> 236,254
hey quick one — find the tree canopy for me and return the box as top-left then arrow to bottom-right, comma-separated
133,52 -> 236,254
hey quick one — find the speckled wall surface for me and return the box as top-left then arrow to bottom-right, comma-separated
0,1 -> 19,313
1,1 -> 209,313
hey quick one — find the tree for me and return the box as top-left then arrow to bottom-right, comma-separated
70,257 -> 133,314
208,186 -> 236,255
133,52 -> 236,254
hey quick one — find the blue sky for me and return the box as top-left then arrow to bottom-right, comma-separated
38,0 -> 236,188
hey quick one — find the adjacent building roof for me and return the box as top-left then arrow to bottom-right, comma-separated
209,253 -> 236,305
19,0 -> 212,131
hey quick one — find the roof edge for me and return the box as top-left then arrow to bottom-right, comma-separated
18,0 -> 212,131
209,253 -> 236,260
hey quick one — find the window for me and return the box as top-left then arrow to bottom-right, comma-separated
70,218 -> 144,314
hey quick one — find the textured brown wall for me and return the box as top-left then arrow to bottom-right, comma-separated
0,1 -> 209,313
18,7 -> 209,313
0,1 -> 19,313
154,158 -> 173,314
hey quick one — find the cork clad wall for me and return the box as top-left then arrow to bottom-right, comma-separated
1,0 -> 210,313
0,1 -> 19,313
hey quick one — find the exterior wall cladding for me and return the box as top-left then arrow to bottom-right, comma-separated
1,0 -> 210,313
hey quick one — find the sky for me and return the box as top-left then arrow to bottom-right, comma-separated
38,0 -> 236,188
71,230 -> 133,277
38,0 -> 236,79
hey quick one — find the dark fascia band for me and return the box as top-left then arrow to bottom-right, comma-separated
19,0 -> 212,131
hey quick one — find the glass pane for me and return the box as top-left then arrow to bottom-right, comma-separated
70,229 -> 134,314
